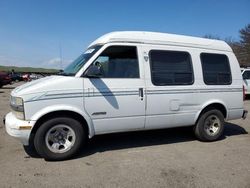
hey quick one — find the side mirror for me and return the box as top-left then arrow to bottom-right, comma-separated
85,65 -> 101,78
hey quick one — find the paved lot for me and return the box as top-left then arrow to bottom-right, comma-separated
0,82 -> 250,188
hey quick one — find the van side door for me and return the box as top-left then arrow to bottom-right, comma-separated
143,46 -> 198,129
83,44 -> 146,134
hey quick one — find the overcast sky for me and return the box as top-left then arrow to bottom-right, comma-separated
0,0 -> 249,69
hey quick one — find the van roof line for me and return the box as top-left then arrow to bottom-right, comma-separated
88,31 -> 232,52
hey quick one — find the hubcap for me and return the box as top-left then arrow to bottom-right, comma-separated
45,125 -> 76,153
204,115 -> 221,136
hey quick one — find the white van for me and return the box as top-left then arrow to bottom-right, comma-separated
4,31 -> 247,160
242,68 -> 250,95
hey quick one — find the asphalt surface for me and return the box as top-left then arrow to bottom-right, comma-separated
0,82 -> 250,188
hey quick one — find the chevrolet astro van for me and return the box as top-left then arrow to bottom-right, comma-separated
4,31 -> 248,160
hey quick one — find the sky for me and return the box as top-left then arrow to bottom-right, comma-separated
0,0 -> 249,69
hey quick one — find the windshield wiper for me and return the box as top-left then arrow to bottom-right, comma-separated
57,72 -> 75,76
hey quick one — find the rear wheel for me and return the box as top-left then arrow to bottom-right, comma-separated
194,109 -> 224,141
34,117 -> 86,161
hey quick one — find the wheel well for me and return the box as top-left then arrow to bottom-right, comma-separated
29,110 -> 89,145
198,103 -> 227,120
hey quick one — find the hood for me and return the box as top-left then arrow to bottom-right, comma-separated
11,76 -> 83,97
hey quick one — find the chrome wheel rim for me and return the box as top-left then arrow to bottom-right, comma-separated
45,125 -> 76,153
204,115 -> 221,136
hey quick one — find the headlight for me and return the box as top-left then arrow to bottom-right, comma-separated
11,96 -> 23,106
10,96 -> 25,120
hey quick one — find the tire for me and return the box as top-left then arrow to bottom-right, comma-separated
34,117 -> 86,161
23,145 -> 40,158
194,109 -> 224,141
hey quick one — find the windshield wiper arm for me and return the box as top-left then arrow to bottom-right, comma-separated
57,72 -> 74,76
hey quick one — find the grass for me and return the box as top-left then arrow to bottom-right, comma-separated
0,65 -> 59,73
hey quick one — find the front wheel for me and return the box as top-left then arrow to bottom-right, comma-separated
34,117 -> 86,161
194,109 -> 225,141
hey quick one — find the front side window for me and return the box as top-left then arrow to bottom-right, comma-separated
149,50 -> 193,86
201,53 -> 231,85
90,46 -> 139,78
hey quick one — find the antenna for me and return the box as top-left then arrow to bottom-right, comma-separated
59,43 -> 63,70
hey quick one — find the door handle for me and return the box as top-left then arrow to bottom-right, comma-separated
139,88 -> 144,100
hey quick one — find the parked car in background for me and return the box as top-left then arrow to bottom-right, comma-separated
242,68 -> 250,95
29,73 -> 44,80
22,73 -> 30,82
0,72 -> 12,88
30,74 -> 38,80
10,73 -> 23,82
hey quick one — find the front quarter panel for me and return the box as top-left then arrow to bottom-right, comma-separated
26,102 -> 95,138
20,77 -> 95,138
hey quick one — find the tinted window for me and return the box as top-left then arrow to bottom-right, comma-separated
243,71 -> 250,79
149,50 -> 193,86
92,46 -> 139,78
201,53 -> 231,85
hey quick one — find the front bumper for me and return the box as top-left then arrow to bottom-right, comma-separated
4,112 -> 36,146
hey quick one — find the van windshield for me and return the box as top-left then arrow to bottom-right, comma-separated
62,45 -> 102,76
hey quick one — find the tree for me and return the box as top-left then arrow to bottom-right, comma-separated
225,37 -> 245,66
203,34 -> 221,40
239,24 -> 250,66
203,24 -> 250,67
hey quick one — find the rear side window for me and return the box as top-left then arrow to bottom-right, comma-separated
201,53 -> 231,85
149,50 -> 193,86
